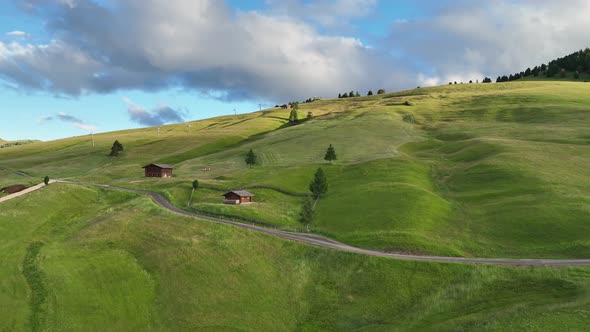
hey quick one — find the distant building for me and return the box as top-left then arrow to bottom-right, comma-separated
142,164 -> 173,178
0,184 -> 28,194
222,190 -> 254,204
280,104 -> 292,109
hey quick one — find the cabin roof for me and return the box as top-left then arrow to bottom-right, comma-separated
142,163 -> 173,169
222,190 -> 255,197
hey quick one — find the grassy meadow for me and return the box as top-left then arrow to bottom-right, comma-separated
1,81 -> 590,258
2,80 -> 590,330
2,184 -> 590,331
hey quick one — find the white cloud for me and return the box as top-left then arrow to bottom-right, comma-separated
266,0 -> 378,28
3,0 -> 588,103
38,111 -> 96,132
0,0 -> 407,101
6,31 -> 30,38
123,97 -> 186,126
386,0 -> 590,81
73,123 -> 96,131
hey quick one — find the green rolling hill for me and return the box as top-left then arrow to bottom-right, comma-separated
1,80 -> 590,330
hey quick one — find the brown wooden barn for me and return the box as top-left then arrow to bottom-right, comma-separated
0,184 -> 28,194
222,190 -> 254,204
142,164 -> 173,178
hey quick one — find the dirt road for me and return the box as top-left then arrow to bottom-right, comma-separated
49,179 -> 590,267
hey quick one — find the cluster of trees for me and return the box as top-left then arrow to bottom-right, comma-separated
0,140 -> 38,149
448,78 -> 492,85
339,89 -> 385,98
276,97 -> 320,108
497,48 -> 590,82
242,145 -> 336,231
338,91 -> 360,98
287,105 -> 313,124
302,97 -> 321,103
496,66 -> 546,82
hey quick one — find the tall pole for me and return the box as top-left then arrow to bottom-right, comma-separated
158,127 -> 160,137
91,132 -> 95,147
258,104 -> 262,111
233,108 -> 237,117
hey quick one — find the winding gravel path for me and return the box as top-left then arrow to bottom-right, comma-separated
2,167 -> 589,267
49,179 -> 590,267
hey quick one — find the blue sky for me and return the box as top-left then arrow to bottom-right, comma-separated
1,0 -> 588,141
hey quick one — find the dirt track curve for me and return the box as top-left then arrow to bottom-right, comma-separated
47,179 -> 590,267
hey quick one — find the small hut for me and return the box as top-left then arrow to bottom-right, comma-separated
142,164 -> 173,178
222,190 -> 254,204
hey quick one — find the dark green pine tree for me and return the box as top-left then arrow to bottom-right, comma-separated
299,196 -> 315,231
245,149 -> 257,167
324,144 -> 337,164
110,140 -> 124,156
43,176 -> 50,185
355,91 -> 360,97
309,167 -> 328,197
367,90 -> 373,96
349,90 -> 355,98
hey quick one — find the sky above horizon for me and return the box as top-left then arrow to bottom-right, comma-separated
1,0 -> 589,141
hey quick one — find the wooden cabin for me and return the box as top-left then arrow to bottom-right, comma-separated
142,164 -> 173,178
222,190 -> 254,204
0,184 -> 28,194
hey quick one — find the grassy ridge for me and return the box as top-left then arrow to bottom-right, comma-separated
2,184 -> 590,330
1,81 -> 589,259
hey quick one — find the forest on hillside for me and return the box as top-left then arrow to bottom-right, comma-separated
497,48 -> 590,82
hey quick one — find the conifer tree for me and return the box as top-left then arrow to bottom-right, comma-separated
245,149 -> 257,167
299,196 -> 315,231
324,144 -> 337,164
309,167 -> 328,197
110,140 -> 124,156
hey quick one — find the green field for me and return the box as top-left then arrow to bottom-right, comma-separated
3,184 -> 590,331
2,81 -> 588,258
2,81 -> 590,330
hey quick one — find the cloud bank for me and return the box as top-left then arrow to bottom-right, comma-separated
123,98 -> 186,126
0,0 -> 406,102
386,0 -> 590,84
1,0 -> 590,103
39,112 -> 96,131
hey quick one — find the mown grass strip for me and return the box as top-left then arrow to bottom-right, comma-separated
22,241 -> 47,332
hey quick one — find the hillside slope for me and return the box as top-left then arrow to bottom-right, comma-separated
3,81 -> 590,330
1,81 -> 589,259
2,184 -> 590,331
